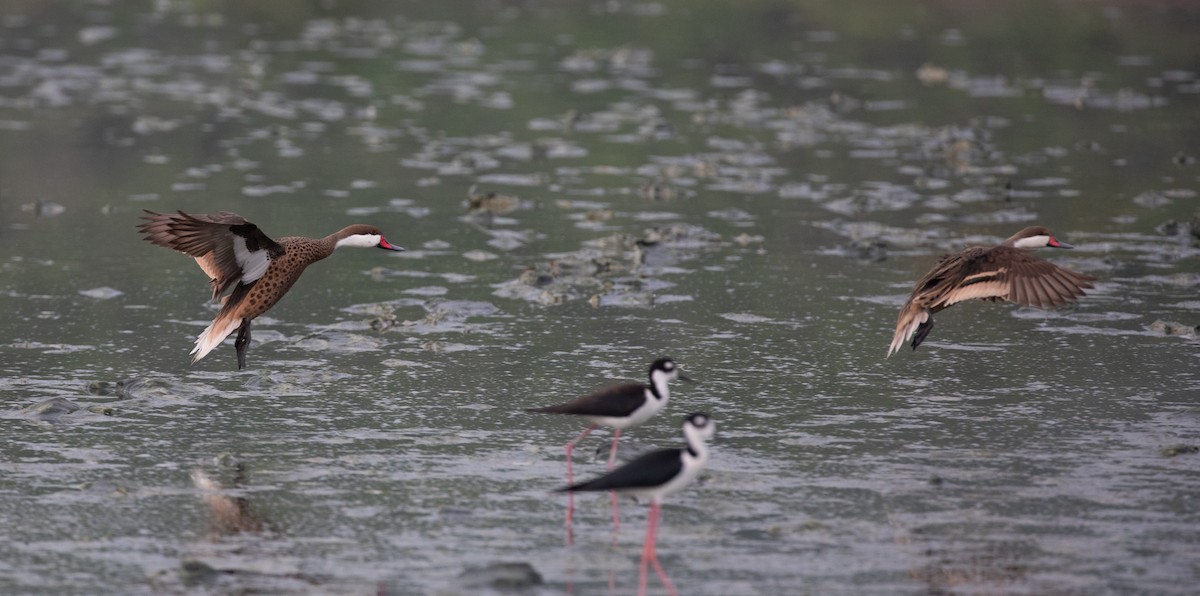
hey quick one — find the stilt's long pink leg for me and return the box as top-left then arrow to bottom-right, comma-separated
650,551 -> 677,596
565,424 -> 597,543
641,501 -> 677,596
638,502 -> 655,596
606,428 -> 620,470
608,429 -> 621,531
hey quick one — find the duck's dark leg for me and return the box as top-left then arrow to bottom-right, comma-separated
234,319 -> 252,370
911,317 -> 934,351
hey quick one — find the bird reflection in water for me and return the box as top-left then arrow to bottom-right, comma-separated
191,462 -> 268,537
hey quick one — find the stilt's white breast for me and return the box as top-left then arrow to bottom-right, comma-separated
625,430 -> 711,501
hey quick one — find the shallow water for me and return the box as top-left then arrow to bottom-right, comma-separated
1,1 -> 1198,594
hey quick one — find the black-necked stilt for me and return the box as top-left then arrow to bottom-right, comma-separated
138,210 -> 405,369
559,412 -> 715,596
527,358 -> 692,533
887,225 -> 1095,358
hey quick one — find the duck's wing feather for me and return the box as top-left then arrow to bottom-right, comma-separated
1004,252 -> 1097,308
526,383 -> 648,418
912,248 -> 1003,309
887,246 -> 1096,357
558,448 -> 684,493
921,246 -> 1094,310
139,210 -> 285,300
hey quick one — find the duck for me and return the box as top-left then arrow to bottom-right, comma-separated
887,226 -> 1096,358
138,210 -> 404,369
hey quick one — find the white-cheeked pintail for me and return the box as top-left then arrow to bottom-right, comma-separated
887,226 -> 1097,358
138,210 -> 404,369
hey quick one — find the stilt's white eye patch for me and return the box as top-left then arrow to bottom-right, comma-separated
663,361 -> 675,370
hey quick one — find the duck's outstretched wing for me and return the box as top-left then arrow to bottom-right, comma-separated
138,210 -> 284,300
888,246 -> 1096,357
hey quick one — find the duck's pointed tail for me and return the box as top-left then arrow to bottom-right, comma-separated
888,306 -> 931,358
191,310 -> 243,363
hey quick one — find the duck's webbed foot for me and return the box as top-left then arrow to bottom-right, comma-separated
911,318 -> 934,351
234,319 -> 252,370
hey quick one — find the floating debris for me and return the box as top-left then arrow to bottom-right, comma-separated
179,560 -> 229,587
484,229 -> 538,251
462,249 -> 498,262
390,299 -> 503,334
732,233 -> 764,245
494,224 -> 721,306
466,186 -> 524,215
1148,320 -> 1198,337
20,200 -> 66,217
1154,217 -> 1200,246
1132,190 -> 1172,208
848,238 -> 890,262
85,377 -> 142,398
719,312 -> 773,324
79,286 -> 124,300
18,397 -> 81,420
916,63 -> 950,85
78,25 -> 118,46
640,182 -> 688,201
8,341 -> 95,354
707,207 -> 756,223
1161,444 -> 1199,457
456,562 -> 543,590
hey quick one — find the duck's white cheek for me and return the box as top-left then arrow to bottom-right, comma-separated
335,234 -> 382,249
1012,234 -> 1050,249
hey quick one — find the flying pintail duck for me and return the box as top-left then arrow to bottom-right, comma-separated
138,210 -> 404,369
887,226 -> 1096,358
527,358 -> 692,535
559,412 -> 715,596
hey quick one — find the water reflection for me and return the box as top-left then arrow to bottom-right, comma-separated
191,464 -> 268,537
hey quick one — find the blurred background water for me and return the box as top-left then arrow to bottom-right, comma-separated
0,1 -> 1197,594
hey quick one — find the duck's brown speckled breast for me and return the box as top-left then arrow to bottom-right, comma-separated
237,236 -> 333,320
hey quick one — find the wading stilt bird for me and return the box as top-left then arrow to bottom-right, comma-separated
888,226 -> 1096,358
559,412 -> 715,596
526,358 -> 692,537
138,210 -> 404,369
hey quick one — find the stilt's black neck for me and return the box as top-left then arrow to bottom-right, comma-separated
646,369 -> 671,402
647,380 -> 663,401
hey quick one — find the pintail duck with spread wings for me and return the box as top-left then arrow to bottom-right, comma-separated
138,210 -> 404,369
887,226 -> 1096,358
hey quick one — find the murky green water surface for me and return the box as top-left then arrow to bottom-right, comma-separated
1,1 -> 1198,594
